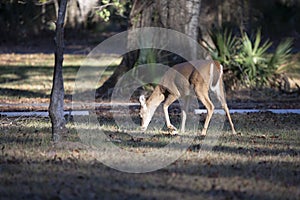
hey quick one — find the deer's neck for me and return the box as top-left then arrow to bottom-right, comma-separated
146,86 -> 165,114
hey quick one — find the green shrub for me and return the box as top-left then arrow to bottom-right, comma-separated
207,29 -> 239,67
268,38 -> 293,74
206,29 -> 293,88
235,30 -> 272,86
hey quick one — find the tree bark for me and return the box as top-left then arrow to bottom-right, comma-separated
95,0 -> 203,99
66,0 -> 98,28
95,0 -> 154,99
49,0 -> 68,142
185,0 -> 202,59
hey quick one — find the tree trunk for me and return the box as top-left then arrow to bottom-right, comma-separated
95,50 -> 139,99
95,0 -> 154,99
217,3 -> 222,27
49,0 -> 68,142
185,0 -> 202,59
66,0 -> 98,28
95,0 -> 203,99
53,0 -> 59,18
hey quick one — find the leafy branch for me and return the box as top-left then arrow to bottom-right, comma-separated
95,0 -> 129,22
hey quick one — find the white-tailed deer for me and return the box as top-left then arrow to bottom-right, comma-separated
139,60 -> 236,135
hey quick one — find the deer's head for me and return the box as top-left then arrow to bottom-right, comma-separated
139,95 -> 152,131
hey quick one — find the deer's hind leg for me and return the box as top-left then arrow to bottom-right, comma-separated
194,85 -> 214,136
215,81 -> 236,134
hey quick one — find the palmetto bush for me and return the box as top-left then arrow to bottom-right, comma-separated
205,29 -> 241,79
205,28 -> 293,88
235,30 -> 273,86
269,38 -> 293,74
207,29 -> 239,68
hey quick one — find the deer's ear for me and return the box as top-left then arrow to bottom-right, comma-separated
139,95 -> 147,108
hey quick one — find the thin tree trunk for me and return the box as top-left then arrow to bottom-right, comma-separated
53,0 -> 59,18
185,0 -> 201,60
217,3 -> 222,27
49,0 -> 68,142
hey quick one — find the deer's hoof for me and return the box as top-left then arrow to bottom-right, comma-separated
236,131 -> 242,136
167,125 -> 178,135
140,127 -> 147,132
200,129 -> 207,136
167,125 -> 177,131
169,130 -> 178,135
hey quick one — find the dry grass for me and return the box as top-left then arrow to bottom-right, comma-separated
0,112 -> 299,199
0,53 -> 120,104
0,53 -> 299,106
0,53 -> 299,199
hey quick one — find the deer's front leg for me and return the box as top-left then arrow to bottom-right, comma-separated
163,104 -> 177,132
163,95 -> 178,133
180,95 -> 191,132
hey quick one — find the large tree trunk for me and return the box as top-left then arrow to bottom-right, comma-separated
95,0 -> 154,99
95,0 -> 203,100
49,0 -> 68,142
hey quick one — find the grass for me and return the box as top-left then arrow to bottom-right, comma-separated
0,53 -> 120,103
1,53 -> 299,107
0,53 -> 299,199
0,112 -> 299,199
0,53 -> 299,106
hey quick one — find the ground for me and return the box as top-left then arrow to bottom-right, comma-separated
0,112 -> 299,199
0,53 -> 300,199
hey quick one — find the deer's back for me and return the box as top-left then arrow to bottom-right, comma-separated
159,60 -> 218,96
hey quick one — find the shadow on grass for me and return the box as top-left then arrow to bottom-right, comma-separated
1,113 -> 299,199
0,64 -> 118,100
0,151 -> 298,199
0,88 -> 50,99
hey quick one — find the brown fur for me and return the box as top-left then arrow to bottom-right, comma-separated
139,60 -> 236,135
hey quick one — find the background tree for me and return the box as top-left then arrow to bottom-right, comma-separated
95,0 -> 204,99
49,0 -> 68,142
0,0 -> 298,94
66,0 -> 99,28
1,0 -> 298,45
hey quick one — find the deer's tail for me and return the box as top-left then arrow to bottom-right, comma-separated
209,61 -> 223,96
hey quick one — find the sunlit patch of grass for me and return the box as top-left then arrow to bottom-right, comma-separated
0,117 -> 52,147
0,54 -> 86,67
0,53 -> 121,103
